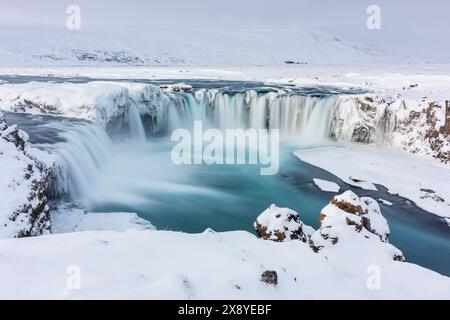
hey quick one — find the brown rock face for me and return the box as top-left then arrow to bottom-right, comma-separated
254,221 -> 287,242
254,205 -> 312,243
330,197 -> 363,215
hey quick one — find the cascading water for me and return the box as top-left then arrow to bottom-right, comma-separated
49,88 -> 338,203
49,123 -> 113,200
127,103 -> 146,142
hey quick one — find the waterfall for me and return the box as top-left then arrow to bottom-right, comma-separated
249,94 -> 267,129
175,89 -> 337,140
214,93 -> 246,130
302,96 -> 337,139
128,103 -> 146,142
47,86 -> 339,203
49,124 -> 113,200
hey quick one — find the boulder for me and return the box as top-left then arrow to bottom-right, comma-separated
310,191 -> 403,261
254,204 -> 314,242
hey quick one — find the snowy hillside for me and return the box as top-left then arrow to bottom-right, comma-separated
0,26 -> 395,67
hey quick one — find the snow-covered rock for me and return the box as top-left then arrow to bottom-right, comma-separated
254,204 -> 314,242
0,112 -> 53,238
382,99 -> 450,164
330,95 -> 385,144
0,82 -> 179,134
310,191 -> 398,260
159,83 -> 193,93
330,94 -> 450,164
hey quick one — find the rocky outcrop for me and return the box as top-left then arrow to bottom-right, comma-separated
254,195 -> 404,263
310,191 -> 404,261
254,204 -> 314,242
330,95 -> 384,143
382,99 -> 450,164
0,113 -> 52,239
330,94 -> 450,164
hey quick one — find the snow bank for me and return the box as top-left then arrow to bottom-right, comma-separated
0,112 -> 53,238
313,178 -> 340,192
0,224 -> 448,299
295,144 -> 450,219
50,203 -> 154,234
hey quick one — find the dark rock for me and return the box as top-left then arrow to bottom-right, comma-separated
261,270 -> 278,286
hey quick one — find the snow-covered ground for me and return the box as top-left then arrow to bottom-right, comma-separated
50,203 -> 154,234
0,26 -> 396,67
0,221 -> 449,299
296,143 -> 450,220
2,63 -> 450,100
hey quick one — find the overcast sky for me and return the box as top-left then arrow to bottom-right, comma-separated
0,0 -> 448,61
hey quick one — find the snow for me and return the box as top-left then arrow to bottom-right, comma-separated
313,178 -> 340,192
0,81 -> 166,128
379,199 -> 393,206
254,204 -> 314,242
50,203 -> 154,234
295,143 -> 450,219
0,26 -> 398,67
0,113 -> 55,238
0,227 -> 448,299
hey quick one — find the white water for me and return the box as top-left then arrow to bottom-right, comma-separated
51,90 -> 338,202
128,104 -> 146,142
51,124 -> 113,199
200,91 -> 337,140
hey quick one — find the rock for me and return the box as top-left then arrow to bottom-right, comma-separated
0,113 -> 52,238
316,191 -> 390,242
309,191 -> 402,260
260,270 -> 277,286
330,95 -> 450,165
330,95 -> 382,144
159,83 -> 193,93
254,204 -> 314,242
0,124 -> 27,151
